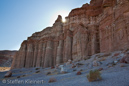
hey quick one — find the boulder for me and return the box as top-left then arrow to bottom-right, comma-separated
71,64 -> 76,68
120,64 -> 126,67
88,63 -> 93,69
59,65 -> 67,73
114,53 -> 120,57
76,71 -> 82,75
98,68 -> 103,71
120,54 -> 129,63
48,78 -> 56,83
73,69 -> 77,71
4,71 -> 12,78
51,66 -> 55,69
113,61 -> 118,65
46,72 -> 51,75
93,60 -> 100,67
66,59 -> 72,65
55,64 -> 59,69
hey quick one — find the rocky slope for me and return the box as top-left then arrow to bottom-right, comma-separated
1,50 -> 129,86
0,50 -> 17,67
11,0 -> 129,69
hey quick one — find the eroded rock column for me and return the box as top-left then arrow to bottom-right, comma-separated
25,42 -> 34,68
18,42 -> 27,68
32,42 -> 38,67
36,41 -> 43,67
56,40 -> 64,64
41,42 -> 46,67
44,40 -> 53,67
63,30 -> 72,62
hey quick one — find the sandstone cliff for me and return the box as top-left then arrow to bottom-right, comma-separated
11,0 -> 129,69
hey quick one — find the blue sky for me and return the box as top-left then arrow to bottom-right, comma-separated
0,0 -> 90,50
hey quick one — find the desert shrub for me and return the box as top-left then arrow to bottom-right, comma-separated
73,69 -> 77,71
35,68 -> 40,70
87,70 -> 102,82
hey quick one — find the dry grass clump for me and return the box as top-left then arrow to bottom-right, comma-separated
61,71 -> 67,74
87,70 -> 102,82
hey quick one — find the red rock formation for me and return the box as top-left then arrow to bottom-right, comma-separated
11,0 -> 129,69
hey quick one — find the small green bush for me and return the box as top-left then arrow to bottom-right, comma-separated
87,70 -> 102,82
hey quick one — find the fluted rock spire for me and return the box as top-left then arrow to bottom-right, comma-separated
55,15 -> 62,23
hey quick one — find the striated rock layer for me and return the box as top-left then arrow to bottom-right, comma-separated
0,50 -> 17,67
11,0 -> 129,69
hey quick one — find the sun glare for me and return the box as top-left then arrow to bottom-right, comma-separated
59,10 -> 68,23
62,17 -> 66,23
51,10 -> 69,24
